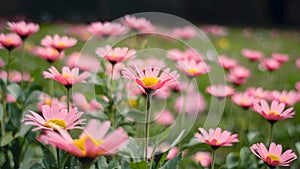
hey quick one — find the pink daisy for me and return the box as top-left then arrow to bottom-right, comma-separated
206,84 -> 234,98
232,92 -> 258,109
7,21 -> 39,39
174,91 -> 206,114
272,52 -> 289,63
43,66 -> 90,88
269,90 -> 298,106
0,33 -> 23,50
253,99 -> 295,122
72,92 -> 102,113
96,45 -> 136,65
167,48 -> 204,62
194,152 -> 212,168
200,25 -> 228,36
250,142 -> 297,167
241,49 -> 264,61
154,110 -> 174,126
195,127 -> 239,148
41,34 -> 77,51
121,66 -> 180,94
262,58 -> 281,71
122,15 -> 155,32
171,26 -> 197,39
38,119 -> 129,158
33,46 -> 60,63
246,87 -> 269,100
218,55 -> 237,70
66,52 -> 100,72
22,103 -> 84,131
176,59 -> 210,77
88,21 -> 128,38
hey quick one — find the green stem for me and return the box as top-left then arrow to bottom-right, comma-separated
1,91 -> 6,136
6,50 -> 12,84
56,148 -> 61,169
211,149 -> 216,169
145,93 -> 151,161
67,87 -> 70,112
110,64 -> 115,128
268,122 -> 275,145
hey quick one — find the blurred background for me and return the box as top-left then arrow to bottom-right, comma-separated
0,0 -> 300,27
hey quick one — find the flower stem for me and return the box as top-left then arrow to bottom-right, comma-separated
6,50 -> 12,84
110,64 -> 115,128
1,91 -> 6,136
66,87 -> 70,112
145,93 -> 151,161
268,122 -> 275,145
211,149 -> 216,169
56,148 -> 61,169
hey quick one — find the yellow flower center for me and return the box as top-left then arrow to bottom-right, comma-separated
280,96 -> 287,103
266,110 -> 279,116
52,49 -> 59,55
265,154 -> 282,163
129,99 -> 137,108
44,98 -> 52,105
210,139 -> 221,145
241,99 -> 248,105
111,54 -> 117,58
5,39 -> 13,44
44,118 -> 67,129
58,42 -> 66,47
141,77 -> 159,87
186,68 -> 199,74
62,74 -> 70,78
73,135 -> 104,152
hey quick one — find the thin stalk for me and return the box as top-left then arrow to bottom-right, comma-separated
145,93 -> 151,161
1,92 -> 6,136
110,64 -> 115,128
56,148 -> 61,169
67,87 -> 70,112
268,122 -> 275,145
6,50 -> 12,83
211,149 -> 216,169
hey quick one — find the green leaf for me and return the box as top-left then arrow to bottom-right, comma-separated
30,163 -> 44,169
156,151 -> 168,168
226,152 -> 239,169
159,153 -> 182,169
0,151 -> 6,168
129,161 -> 148,169
0,132 -> 14,147
7,83 -> 22,101
96,156 -> 108,168
120,159 -> 130,169
40,144 -> 57,169
7,150 -> 14,168
64,156 -> 81,169
107,158 -> 120,169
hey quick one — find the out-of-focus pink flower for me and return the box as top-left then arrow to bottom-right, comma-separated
6,94 -> 16,103
122,15 -> 155,33
250,142 -> 297,167
174,91 -> 206,114
66,52 -> 100,72
38,92 -> 66,113
295,82 -> 300,92
170,80 -> 196,93
121,67 -> 179,94
41,34 -> 77,51
72,92 -> 102,112
154,110 -> 174,126
22,103 -> 85,131
194,152 -> 212,167
272,53 -> 289,63
167,48 -> 204,62
0,33 -> 23,50
127,57 -> 166,70
269,90 -> 298,106
229,66 -> 251,79
64,24 -> 91,41
296,58 -> 300,69
246,87 -> 269,100
195,127 -> 239,148
148,143 -> 179,160
253,99 -> 295,122
96,45 -> 136,65
33,46 -> 60,63
43,66 -> 90,88
232,92 -> 258,109
200,25 -> 227,36
38,119 -> 129,158
206,84 -> 234,98
262,58 -> 281,71
0,70 -> 33,83
171,26 -> 197,39
7,21 -> 39,39
218,55 -> 237,70
88,21 -> 128,38
176,59 -> 210,77
241,49 -> 264,62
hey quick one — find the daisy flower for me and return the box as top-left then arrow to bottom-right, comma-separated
121,66 -> 179,94
176,59 -> 210,77
41,34 -> 77,51
96,45 -> 136,65
195,127 -> 239,148
122,15 -> 155,32
43,66 -> 90,88
33,46 -> 60,63
22,103 -> 84,131
7,21 -> 39,39
250,142 -> 297,167
206,84 -> 234,98
241,49 -> 264,61
38,119 -> 129,158
0,33 -> 23,50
